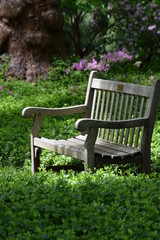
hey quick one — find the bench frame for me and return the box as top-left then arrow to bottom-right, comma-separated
22,71 -> 160,174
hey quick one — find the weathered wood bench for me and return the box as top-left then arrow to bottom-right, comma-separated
22,71 -> 160,174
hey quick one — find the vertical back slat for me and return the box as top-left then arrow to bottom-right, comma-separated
95,90 -> 102,119
106,92 -> 115,140
124,95 -> 135,145
134,97 -> 145,147
101,91 -> 111,139
119,94 -> 129,144
99,91 -> 106,120
129,96 -> 140,147
115,94 -> 125,143
91,89 -> 97,119
98,91 -> 106,137
110,93 -> 120,141
140,97 -> 150,148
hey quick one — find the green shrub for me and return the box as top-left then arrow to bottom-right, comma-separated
0,167 -> 160,239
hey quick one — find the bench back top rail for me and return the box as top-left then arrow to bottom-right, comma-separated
84,71 -> 160,150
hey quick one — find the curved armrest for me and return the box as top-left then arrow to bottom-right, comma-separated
75,118 -> 149,132
22,105 -> 87,118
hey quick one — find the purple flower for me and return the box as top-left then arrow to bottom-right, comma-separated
151,3 -> 158,8
76,59 -> 87,71
142,16 -> 148,22
9,90 -> 12,94
135,61 -> 140,68
148,25 -> 156,31
0,86 -> 3,91
124,5 -> 131,11
105,64 -> 110,72
68,48 -> 133,75
66,68 -> 70,75
141,26 -> 145,31
76,63 -> 83,71
71,62 -> 78,69
120,1 -> 124,6
108,3 -> 112,10
92,58 -> 97,64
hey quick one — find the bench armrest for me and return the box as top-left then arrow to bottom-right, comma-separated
75,118 -> 149,132
22,105 -> 87,118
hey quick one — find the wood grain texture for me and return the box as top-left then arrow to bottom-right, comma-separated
22,105 -> 87,118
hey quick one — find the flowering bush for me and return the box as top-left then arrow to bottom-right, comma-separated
66,49 -> 133,76
105,1 -> 160,63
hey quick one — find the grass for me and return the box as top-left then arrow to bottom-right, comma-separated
0,56 -> 160,239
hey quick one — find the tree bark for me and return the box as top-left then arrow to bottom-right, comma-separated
0,0 -> 67,81
72,14 -> 82,56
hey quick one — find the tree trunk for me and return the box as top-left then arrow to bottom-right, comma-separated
0,0 -> 67,81
72,15 -> 82,56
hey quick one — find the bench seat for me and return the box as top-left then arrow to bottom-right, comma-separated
34,135 -> 142,166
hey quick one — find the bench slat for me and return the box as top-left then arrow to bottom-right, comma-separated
68,137 -> 125,156
106,92 -> 115,140
98,90 -> 106,137
34,137 -> 85,160
120,94 -> 129,144
91,89 -> 97,119
110,92 -> 120,141
95,90 -> 102,119
129,96 -> 140,147
66,138 -> 126,157
92,78 -> 152,97
101,91 -> 111,139
75,135 -> 140,154
134,97 -> 145,147
35,136 -> 140,162
115,93 -> 125,143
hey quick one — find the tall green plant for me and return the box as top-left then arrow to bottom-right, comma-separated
61,0 -> 110,57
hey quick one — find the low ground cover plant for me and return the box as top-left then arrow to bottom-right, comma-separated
0,167 -> 160,239
0,56 -> 160,239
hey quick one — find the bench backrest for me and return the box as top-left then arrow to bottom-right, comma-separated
85,71 -> 160,150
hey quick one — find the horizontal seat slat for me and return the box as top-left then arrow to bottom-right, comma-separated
34,137 -> 85,160
75,135 -> 139,154
68,137 -> 126,157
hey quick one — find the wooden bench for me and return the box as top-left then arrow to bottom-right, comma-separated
22,71 -> 160,174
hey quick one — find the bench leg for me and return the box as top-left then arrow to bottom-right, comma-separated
84,128 -> 98,173
31,145 -> 41,174
31,115 -> 42,174
141,150 -> 151,174
84,149 -> 95,172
